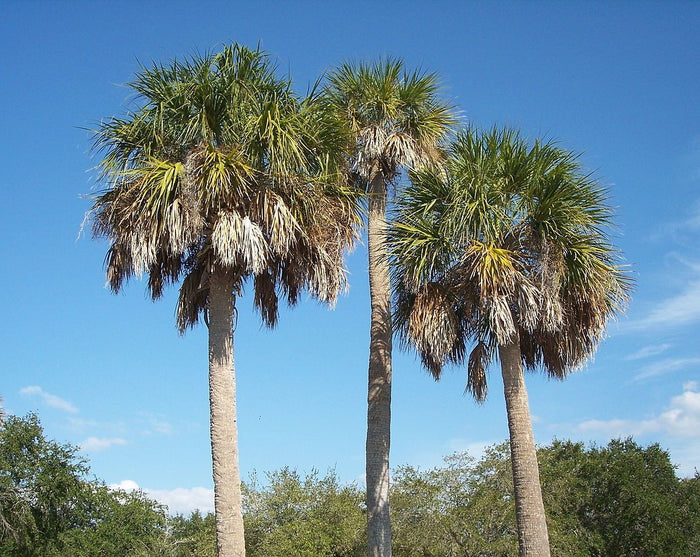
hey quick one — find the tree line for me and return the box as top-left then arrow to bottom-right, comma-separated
1,413 -> 698,556
86,43 -> 631,555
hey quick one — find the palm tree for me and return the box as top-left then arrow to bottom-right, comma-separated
88,45 -> 358,557
324,59 -> 456,557
389,127 -> 631,556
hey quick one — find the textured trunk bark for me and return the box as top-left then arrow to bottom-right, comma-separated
499,339 -> 550,557
366,172 -> 392,557
208,268 -> 246,557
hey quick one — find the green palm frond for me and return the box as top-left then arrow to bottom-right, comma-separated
389,218 -> 451,289
128,158 -> 184,214
187,144 -> 256,210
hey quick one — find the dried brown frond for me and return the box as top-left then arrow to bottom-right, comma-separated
467,341 -> 490,401
487,295 -> 516,345
212,212 -> 268,274
104,243 -> 132,293
407,283 -> 459,380
163,194 -> 203,256
253,270 -> 279,328
277,246 -> 305,308
358,125 -> 388,163
147,252 -> 183,300
382,131 -> 421,171
176,266 -> 208,333
211,211 -> 244,267
250,189 -> 299,257
534,239 -> 565,333
516,279 -> 540,333
355,127 -> 425,183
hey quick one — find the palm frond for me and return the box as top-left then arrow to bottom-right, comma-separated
186,144 -> 256,211
253,270 -> 279,328
467,341 -> 491,402
406,283 -> 461,380
176,265 -> 208,333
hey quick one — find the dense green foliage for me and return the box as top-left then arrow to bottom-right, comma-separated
392,440 -> 700,556
0,414 -> 168,556
542,439 -> 700,556
169,511 -> 216,557
391,445 -> 518,556
1,413 -> 697,555
243,468 -> 365,556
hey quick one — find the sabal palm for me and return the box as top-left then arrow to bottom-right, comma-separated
89,45 -> 357,557
390,127 -> 631,556
325,59 -> 456,557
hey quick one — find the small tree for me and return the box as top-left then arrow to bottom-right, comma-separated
391,439 -> 699,556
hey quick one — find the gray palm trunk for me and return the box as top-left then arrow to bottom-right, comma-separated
366,172 -> 393,557
498,337 -> 551,557
208,268 -> 246,557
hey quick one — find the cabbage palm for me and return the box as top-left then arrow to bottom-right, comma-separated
325,59 -> 456,557
89,45 -> 357,557
390,127 -> 631,556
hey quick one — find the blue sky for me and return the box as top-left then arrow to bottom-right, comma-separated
1,1 -> 698,514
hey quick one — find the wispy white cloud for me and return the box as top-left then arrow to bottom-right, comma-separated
145,418 -> 173,436
671,200 -> 700,234
80,437 -> 128,452
578,418 -> 653,438
68,417 -> 128,437
577,384 -> 700,440
20,386 -> 78,414
136,412 -> 174,436
626,281 -> 700,332
633,357 -> 700,381
112,480 -> 214,515
625,202 -> 700,332
625,344 -> 672,361
650,198 -> 700,242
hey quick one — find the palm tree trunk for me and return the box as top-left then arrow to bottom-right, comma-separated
208,268 -> 246,557
499,339 -> 550,557
366,172 -> 392,557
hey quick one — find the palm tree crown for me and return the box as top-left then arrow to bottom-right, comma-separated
325,58 -> 456,186
91,45 -> 357,324
391,126 -> 631,398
